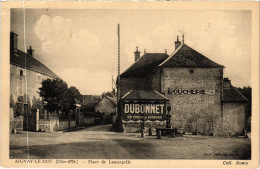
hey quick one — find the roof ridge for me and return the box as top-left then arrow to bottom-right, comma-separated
104,95 -> 117,105
187,45 -> 224,68
11,49 -> 60,79
120,55 -> 144,76
121,90 -> 132,99
154,90 -> 169,100
158,44 -> 184,67
232,86 -> 249,101
158,43 -> 224,68
145,53 -> 168,54
120,53 -> 168,78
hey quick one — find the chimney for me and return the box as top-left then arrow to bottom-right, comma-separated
174,36 -> 181,50
10,32 -> 18,52
144,49 -> 146,54
134,46 -> 140,61
223,78 -> 231,89
165,49 -> 167,54
27,46 -> 34,57
182,34 -> 185,44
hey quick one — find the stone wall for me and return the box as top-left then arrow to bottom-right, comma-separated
59,120 -> 70,131
160,67 -> 223,135
222,102 -> 247,136
95,97 -> 116,114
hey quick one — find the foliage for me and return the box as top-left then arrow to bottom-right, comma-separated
63,86 -> 83,112
39,79 -> 82,113
103,90 -> 115,97
39,79 -> 68,112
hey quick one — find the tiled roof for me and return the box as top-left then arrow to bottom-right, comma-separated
120,43 -> 223,78
159,44 -> 224,68
81,101 -> 99,111
105,95 -> 117,105
10,50 -> 59,79
222,86 -> 249,102
82,95 -> 101,103
121,90 -> 168,101
120,53 -> 169,77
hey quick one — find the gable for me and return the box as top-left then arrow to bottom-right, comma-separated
159,44 -> 224,68
95,96 -> 116,113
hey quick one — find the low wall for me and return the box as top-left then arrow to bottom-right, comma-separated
39,119 -> 76,132
13,110 -> 95,132
79,116 -> 95,126
122,121 -> 166,133
59,120 -> 70,131
10,115 -> 23,133
38,119 -> 51,131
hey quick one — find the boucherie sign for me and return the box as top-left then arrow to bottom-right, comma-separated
168,89 -> 215,95
122,102 -> 166,121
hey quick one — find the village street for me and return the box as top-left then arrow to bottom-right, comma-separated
10,125 -> 251,159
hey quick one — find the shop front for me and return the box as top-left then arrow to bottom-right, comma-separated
118,90 -> 169,133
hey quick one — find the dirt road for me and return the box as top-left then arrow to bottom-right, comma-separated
10,125 -> 251,159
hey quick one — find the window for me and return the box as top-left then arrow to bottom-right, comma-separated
18,68 -> 26,76
20,70 -> 23,76
36,74 -> 42,83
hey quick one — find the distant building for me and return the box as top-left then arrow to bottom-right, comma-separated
82,95 -> 101,105
117,36 -> 249,136
10,32 -> 59,118
95,95 -> 117,124
81,94 -> 101,114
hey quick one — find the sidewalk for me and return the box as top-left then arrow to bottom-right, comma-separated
12,126 -> 89,134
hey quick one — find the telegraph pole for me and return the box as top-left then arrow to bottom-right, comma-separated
117,24 -> 120,101
116,23 -> 121,131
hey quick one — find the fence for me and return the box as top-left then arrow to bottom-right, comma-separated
10,117 -> 23,132
10,108 -> 96,132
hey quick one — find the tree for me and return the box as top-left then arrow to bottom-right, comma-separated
39,79 -> 83,115
63,86 -> 83,112
39,79 -> 68,113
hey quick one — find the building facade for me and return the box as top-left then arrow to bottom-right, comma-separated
95,95 -> 117,124
117,37 -> 249,136
10,32 -> 59,119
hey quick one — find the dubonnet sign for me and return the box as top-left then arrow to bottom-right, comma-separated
122,102 -> 166,121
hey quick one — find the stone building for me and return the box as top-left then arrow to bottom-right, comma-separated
117,36 -> 249,136
95,95 -> 117,124
10,32 -> 59,119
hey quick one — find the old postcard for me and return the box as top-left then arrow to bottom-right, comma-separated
1,1 -> 259,168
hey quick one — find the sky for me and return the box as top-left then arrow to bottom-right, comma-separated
11,9 -> 251,95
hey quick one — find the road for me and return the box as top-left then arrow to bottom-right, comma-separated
10,125 -> 251,159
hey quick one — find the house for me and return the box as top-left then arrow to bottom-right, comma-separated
81,95 -> 101,105
95,95 -> 117,124
10,32 -> 59,131
117,36 -> 249,136
10,32 -> 59,117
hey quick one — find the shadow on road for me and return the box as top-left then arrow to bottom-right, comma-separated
64,124 -> 114,133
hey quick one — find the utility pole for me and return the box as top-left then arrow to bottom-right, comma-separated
112,75 -> 113,95
116,23 -> 121,131
117,23 -> 120,103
